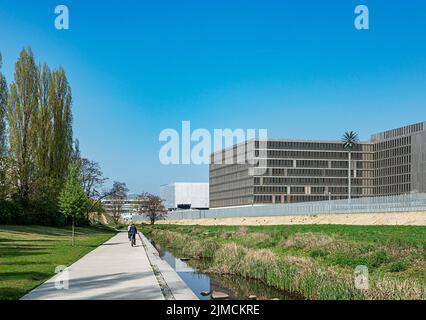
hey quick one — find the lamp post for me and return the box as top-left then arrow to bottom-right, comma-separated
325,191 -> 331,214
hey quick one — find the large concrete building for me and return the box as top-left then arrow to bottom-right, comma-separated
209,121 -> 426,208
160,183 -> 209,210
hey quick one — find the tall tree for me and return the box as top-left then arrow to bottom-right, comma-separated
36,64 -> 52,175
34,65 -> 73,203
7,48 -> 40,203
34,63 -> 53,202
48,66 -> 73,187
342,131 -> 359,202
0,53 -> 8,198
58,162 -> 88,245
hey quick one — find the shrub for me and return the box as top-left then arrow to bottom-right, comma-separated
309,249 -> 328,258
0,199 -> 70,226
371,250 -> 389,268
0,200 -> 23,224
388,261 -> 408,273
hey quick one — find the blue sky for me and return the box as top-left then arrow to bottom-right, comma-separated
0,0 -> 425,194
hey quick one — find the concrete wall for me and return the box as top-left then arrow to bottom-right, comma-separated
160,184 -> 175,209
150,193 -> 426,220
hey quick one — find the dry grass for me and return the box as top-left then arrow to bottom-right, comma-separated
368,278 -> 425,300
284,255 -> 315,269
207,243 -> 363,299
153,229 -> 219,258
236,226 -> 249,235
281,232 -> 336,249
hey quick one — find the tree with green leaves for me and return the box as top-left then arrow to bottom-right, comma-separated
58,162 -> 89,245
7,48 -> 40,204
0,52 -> 8,199
34,64 -> 73,206
33,63 -> 54,206
342,131 -> 359,202
49,66 -> 73,185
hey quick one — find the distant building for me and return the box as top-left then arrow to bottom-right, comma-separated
160,183 -> 209,210
210,121 -> 426,208
101,194 -> 148,221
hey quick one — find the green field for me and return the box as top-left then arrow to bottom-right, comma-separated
0,225 -> 116,300
141,224 -> 426,300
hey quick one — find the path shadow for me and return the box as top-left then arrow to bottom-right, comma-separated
23,272 -> 164,300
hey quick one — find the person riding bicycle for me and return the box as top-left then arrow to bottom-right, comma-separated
128,224 -> 138,246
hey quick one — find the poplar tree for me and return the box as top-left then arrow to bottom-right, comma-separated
4,47 -> 80,225
35,64 -> 53,202
0,53 -> 8,198
7,48 -> 40,204
49,67 -> 73,191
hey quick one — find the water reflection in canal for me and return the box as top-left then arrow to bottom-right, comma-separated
151,240 -> 295,300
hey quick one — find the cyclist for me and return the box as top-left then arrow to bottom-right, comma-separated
128,224 -> 138,247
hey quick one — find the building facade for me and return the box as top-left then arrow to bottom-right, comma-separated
209,121 -> 426,208
101,194 -> 148,220
160,182 -> 209,210
372,122 -> 426,196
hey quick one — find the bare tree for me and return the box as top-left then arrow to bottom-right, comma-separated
81,158 -> 108,198
108,181 -> 129,224
135,192 -> 167,224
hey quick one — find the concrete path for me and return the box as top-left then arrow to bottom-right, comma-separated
21,231 -> 196,300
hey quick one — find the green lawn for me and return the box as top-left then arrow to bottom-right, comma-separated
0,225 -> 117,300
141,224 -> 426,299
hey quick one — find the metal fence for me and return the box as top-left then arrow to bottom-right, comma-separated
131,193 -> 426,221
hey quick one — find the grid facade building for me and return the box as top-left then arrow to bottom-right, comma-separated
209,122 -> 426,208
372,122 -> 426,196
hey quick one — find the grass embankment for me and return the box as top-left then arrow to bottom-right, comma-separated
140,224 -> 426,300
0,225 -> 117,300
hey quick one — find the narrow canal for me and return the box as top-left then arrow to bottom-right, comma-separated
150,240 -> 295,300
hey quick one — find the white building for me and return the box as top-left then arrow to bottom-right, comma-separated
160,183 -> 209,210
101,194 -> 148,221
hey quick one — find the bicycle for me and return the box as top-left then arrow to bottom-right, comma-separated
130,234 -> 136,247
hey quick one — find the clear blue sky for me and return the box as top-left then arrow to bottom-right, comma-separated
0,0 -> 425,194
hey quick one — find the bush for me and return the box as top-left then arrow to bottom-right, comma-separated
388,261 -> 408,272
0,200 -> 24,224
309,249 -> 328,258
371,250 -> 389,268
0,199 -> 70,226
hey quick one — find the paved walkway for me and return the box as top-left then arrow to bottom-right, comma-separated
21,231 -> 195,300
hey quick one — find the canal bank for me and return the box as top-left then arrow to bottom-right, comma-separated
139,232 -> 198,300
148,238 -> 296,300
